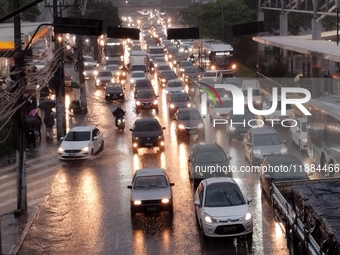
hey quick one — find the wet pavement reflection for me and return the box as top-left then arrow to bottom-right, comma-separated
16,65 -> 318,254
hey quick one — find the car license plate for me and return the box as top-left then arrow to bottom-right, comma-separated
146,207 -> 157,212
112,95 -> 118,98
145,143 -> 153,146
224,226 -> 236,232
68,153 -> 76,156
144,105 -> 150,108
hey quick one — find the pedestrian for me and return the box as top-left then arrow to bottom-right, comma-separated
44,111 -> 55,140
35,114 -> 42,141
26,126 -> 37,151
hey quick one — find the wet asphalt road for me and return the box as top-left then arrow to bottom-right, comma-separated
17,65 -> 315,255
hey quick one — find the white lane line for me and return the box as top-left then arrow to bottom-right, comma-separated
115,234 -> 119,250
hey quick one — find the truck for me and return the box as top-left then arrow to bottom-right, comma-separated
270,177 -> 340,255
129,50 -> 149,73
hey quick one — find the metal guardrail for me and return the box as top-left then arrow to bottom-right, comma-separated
256,72 -> 283,95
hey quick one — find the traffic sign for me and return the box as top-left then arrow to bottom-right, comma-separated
107,27 -> 140,40
167,27 -> 199,40
54,17 -> 103,36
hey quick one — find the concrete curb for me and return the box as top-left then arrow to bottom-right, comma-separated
12,206 -> 39,255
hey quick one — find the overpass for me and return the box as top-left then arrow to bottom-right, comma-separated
116,1 -> 191,14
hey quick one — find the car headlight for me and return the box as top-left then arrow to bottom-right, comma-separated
229,126 -> 236,131
210,65 -> 216,70
243,211 -> 252,221
187,103 -> 191,107
120,93 -> 123,96
162,79 -> 166,82
232,64 -> 236,69
173,60 -> 176,64
136,101 -> 141,105
83,71 -> 86,75
178,124 -> 185,129
280,147 -> 288,154
96,79 -> 100,83
58,147 -> 65,153
255,100 -> 261,103
180,68 -> 184,72
154,100 -> 158,104
132,136 -> 139,140
197,123 -> 204,128
302,138 -> 307,142
130,79 -> 135,83
111,78 -> 115,82
81,146 -> 89,152
85,63 -> 88,66
154,63 -> 158,67
96,63 -> 99,67
106,93 -> 110,96
215,112 -> 220,116
117,71 -> 121,76
162,198 -> 169,203
170,104 -> 175,108
253,149 -> 262,155
158,135 -> 164,139
106,56 -> 108,60
204,214 -> 218,223
134,200 -> 141,205
94,71 -> 98,76
165,90 -> 169,94
120,56 -> 124,60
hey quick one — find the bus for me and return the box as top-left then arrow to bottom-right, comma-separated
307,96 -> 340,177
193,39 -> 236,77
103,38 -> 125,64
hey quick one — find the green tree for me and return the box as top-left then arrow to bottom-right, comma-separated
80,0 -> 121,29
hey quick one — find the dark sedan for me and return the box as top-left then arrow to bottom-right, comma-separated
173,108 -> 205,139
96,70 -> 113,86
104,83 -> 124,101
182,66 -> 201,85
134,79 -> 153,97
158,70 -> 177,88
260,154 -> 311,198
168,92 -> 191,114
176,60 -> 193,76
135,89 -> 159,113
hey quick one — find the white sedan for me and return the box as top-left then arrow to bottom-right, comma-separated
194,177 -> 253,239
290,117 -> 307,151
208,97 -> 233,120
200,70 -> 223,84
58,126 -> 104,160
165,79 -> 185,95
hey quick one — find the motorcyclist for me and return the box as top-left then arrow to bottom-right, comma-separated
112,105 -> 126,126
119,65 -> 129,81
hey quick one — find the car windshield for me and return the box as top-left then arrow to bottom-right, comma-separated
195,151 -> 227,163
158,65 -> 171,70
83,57 -> 94,62
254,133 -> 282,146
132,65 -> 147,72
137,91 -> 156,98
84,66 -> 95,70
64,131 -> 90,141
301,122 -> 307,132
205,182 -> 246,207
171,93 -> 190,102
179,62 -> 192,67
106,65 -> 119,71
162,72 -> 177,79
150,48 -> 164,54
243,90 -> 261,96
134,121 -> 161,131
231,113 -> 253,122
203,72 -> 216,77
98,71 -> 112,77
168,81 -> 183,87
106,84 -> 121,90
136,80 -> 152,88
178,111 -> 202,120
132,72 -> 145,78
106,60 -> 120,65
214,100 -> 233,108
185,67 -> 200,73
154,58 -> 165,63
267,100 -> 292,110
134,175 -> 168,189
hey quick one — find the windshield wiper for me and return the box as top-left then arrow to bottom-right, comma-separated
222,189 -> 233,206
148,185 -> 165,189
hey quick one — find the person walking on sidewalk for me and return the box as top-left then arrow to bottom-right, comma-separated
26,125 -> 37,151
44,111 -> 55,140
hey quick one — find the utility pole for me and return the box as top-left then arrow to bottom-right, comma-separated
74,0 -> 87,113
53,0 -> 66,139
14,0 -> 27,216
221,5 -> 224,41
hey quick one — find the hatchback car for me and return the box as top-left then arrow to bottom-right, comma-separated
243,127 -> 287,165
259,154 -> 310,198
135,89 -> 159,113
105,83 -> 124,101
128,168 -> 174,216
105,64 -> 120,78
208,98 -> 233,120
200,70 -> 223,84
168,92 -> 191,114
83,55 -> 98,68
188,144 -> 233,185
83,65 -> 98,79
173,108 -> 205,139
130,71 -> 147,86
95,70 -> 113,86
58,126 -> 104,160
156,64 -> 172,76
130,118 -> 166,153
194,177 -> 253,239
290,117 -> 307,151
176,60 -> 193,76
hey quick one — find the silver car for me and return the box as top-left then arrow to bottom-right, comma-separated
243,127 -> 287,165
127,168 -> 174,216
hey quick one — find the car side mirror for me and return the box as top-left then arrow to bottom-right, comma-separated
283,140 -> 287,143
162,127 -> 166,130
127,185 -> 132,189
60,137 -> 64,140
194,200 -> 200,207
93,136 -> 98,140
247,197 -> 253,204
169,183 -> 175,186
129,128 -> 133,131
228,156 -> 232,161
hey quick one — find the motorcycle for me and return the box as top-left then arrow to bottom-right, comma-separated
118,70 -> 128,83
116,116 -> 125,131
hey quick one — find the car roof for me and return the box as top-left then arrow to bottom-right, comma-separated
168,79 -> 182,83
193,143 -> 223,152
250,126 -> 277,135
134,117 -> 159,123
69,126 -> 93,132
204,177 -> 235,185
177,107 -> 200,113
135,168 -> 166,176
265,154 -> 303,165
